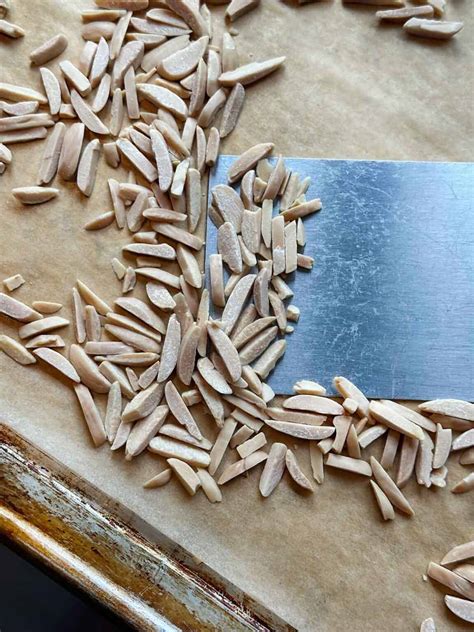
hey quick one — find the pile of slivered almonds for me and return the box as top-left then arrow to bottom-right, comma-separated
0,0 -> 472,627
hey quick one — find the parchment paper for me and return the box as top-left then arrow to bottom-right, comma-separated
1,1 -> 473,630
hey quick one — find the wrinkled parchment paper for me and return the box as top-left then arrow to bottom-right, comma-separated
1,1 -> 472,630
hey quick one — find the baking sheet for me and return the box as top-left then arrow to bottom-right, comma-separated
1,1 -> 473,630
208,157 -> 474,400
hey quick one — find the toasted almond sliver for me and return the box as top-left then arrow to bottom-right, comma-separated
419,399 -> 474,422
12,186 -> 59,205
125,405 -> 168,460
427,562 -> 474,600
77,279 -> 111,316
283,394 -> 344,416
370,480 -> 395,521
207,321 -> 242,383
370,457 -> 414,516
218,450 -> 268,485
444,595 -> 474,625
149,435 -> 210,467
38,122 -> 66,185
70,89 -> 109,135
58,122 -> 85,180
77,139 -> 101,197
30,33 -> 68,65
0,335 -> 36,365
396,435 -> 419,488
326,454 -> 372,477
74,384 -> 107,447
370,401 -> 424,441
380,429 -> 400,470
452,472 -> 474,494
404,17 -> 463,39
432,423 -> 452,468
285,449 -> 313,491
441,541 -> 474,566
165,381 -> 202,439
143,468 -> 172,489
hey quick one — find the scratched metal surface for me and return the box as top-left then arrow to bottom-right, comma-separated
206,157 -> 474,400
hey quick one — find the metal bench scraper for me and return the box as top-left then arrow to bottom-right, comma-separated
206,158 -> 474,400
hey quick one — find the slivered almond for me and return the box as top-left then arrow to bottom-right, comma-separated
331,415 -> 352,453
153,223 -> 203,252
77,139 -> 101,197
85,342 -> 132,355
197,87 -> 227,127
138,84 -> 188,121
31,301 -> 62,315
37,122 -> 66,185
212,184 -> 244,232
0,113 -> 53,133
114,296 -> 166,334
122,382 -> 163,422
70,89 -> 109,134
238,325 -> 277,365
149,436 -> 210,467
231,386 -> 265,409
219,56 -> 285,87
146,8 -> 188,28
380,429 -> 400,470
0,335 -> 36,365
230,425 -> 254,449
3,274 -> 24,292
240,170 -> 255,211
153,119 -> 190,158
58,122 -> 85,180
82,21 -> 115,42
179,276 -> 199,317
0,82 -> 47,104
452,472 -> 474,494
141,33 -> 189,73
207,321 -> 242,382
111,258 -> 126,281
39,68 -> 61,116
70,287 -> 86,344
160,424 -> 212,451
12,186 -> 58,205
196,290 -> 209,358
69,344 -> 110,393
125,367 -> 139,391
167,458 -> 201,495
77,279 -> 111,315
271,215 -> 286,276
197,357 -> 232,395
99,361 -> 135,400
444,596 -> 474,625
218,222 -> 242,273
176,323 -> 200,385
148,129 -> 172,192
108,178 -> 126,228
397,435 -> 419,488
430,414 -> 472,432
309,442 -> 324,484
92,74 -> 112,113
74,384 -> 107,447
370,457 -> 414,516
285,450 -> 313,491
206,49 -> 221,97
239,236 -> 257,267
196,469 -> 222,503
296,218 -> 306,247
124,66 -> 139,120
221,274 -> 256,335
85,305 -> 101,341
441,541 -> 474,566
110,419 -> 132,450
332,377 -> 370,417
146,282 -> 176,312
18,316 -> 69,339
186,168 -> 202,233
225,395 -> 266,422
370,401 -> 424,440
0,19 -> 24,38
30,34 -> 68,65
370,481 -> 395,521
125,405 -> 168,460
90,37 -> 110,87
195,124 -> 207,173
283,395 -> 344,416
259,200 -> 272,250
452,428 -> 474,451
188,58 -> 207,118
208,255 -> 225,309
136,267 -> 181,290
164,381 -> 202,439
380,399 -> 436,432
427,562 -> 474,600
159,36 -> 208,80
264,420 -> 334,441
358,424 -> 387,448
237,432 -> 267,458
293,380 -> 326,396
167,0 -> 208,37
109,10 -> 132,60
104,381 -> 122,443
432,423 -> 452,468
122,243 -> 175,260
0,101 -> 38,117
143,469 -> 172,489
419,399 -> 474,422
258,442 -> 286,496
221,31 -> 238,72
218,449 -> 267,485
193,371 -> 225,426
404,18 -> 463,39
242,209 -> 262,254
252,268 -> 270,318
326,454 -> 372,477
272,276 -> 294,301
32,348 -> 82,384
109,88 -> 124,137
268,290 -> 287,332
105,328 -> 158,354
60,61 -> 91,96
79,41 -> 98,76
284,221 -> 297,274
415,430 -> 434,488
281,198 -> 321,222
267,407 -> 326,425
226,0 -> 260,20
376,6 -> 434,21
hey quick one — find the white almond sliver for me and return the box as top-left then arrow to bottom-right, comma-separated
125,405 -> 168,460
427,562 -> 474,600
70,89 -> 109,135
30,34 -> 68,65
85,342 -> 132,355
432,423 -> 452,468
3,274 -> 24,292
165,381 -> 202,439
452,472 -> 474,494
18,316 -> 69,340
226,0 -> 260,22
376,6 -> 434,21
74,384 -> 107,447
264,420 -> 334,441
159,36 -> 208,80
293,380 -> 326,396
149,436 -> 210,467
207,321 -> 242,383
452,428 -> 474,451
285,449 -> 313,491
331,415 -> 352,453
230,425 -> 254,449
30,301 -> 62,315
104,381 -> 122,443
160,424 -> 212,451
309,442 -> 324,484
0,335 -> 36,365
122,383 -> 163,423
69,344 -> 110,393
77,139 -> 101,197
115,296 -> 165,334
12,186 -> 59,205
84,305 -> 101,342
237,431 -> 267,459
380,429 -> 400,470
444,596 -> 474,625
404,18 -> 463,39
332,376 -> 369,417
228,142 -> 274,184
138,84 -> 188,120
370,457 -> 414,516
39,68 -> 61,115
60,61 -> 91,96
397,435 -> 419,488
99,361 -> 135,400
153,223 -> 203,251
0,113 -> 53,133
143,468 -> 172,489
419,618 -> 436,632
197,87 -> 227,128
239,326 -> 278,365
82,21 -> 114,43
358,424 -> 387,449
219,56 -> 285,87
90,37 -> 110,87
370,480 -> 395,521
441,541 -> 474,566
193,371 -> 226,427
370,400 -> 424,440
92,74 -> 112,114
177,323 -> 200,386
38,122 -> 66,185
0,19 -> 24,38
0,82 -> 48,105
380,399 -> 436,432
167,458 -> 201,495
149,128 -> 173,192
218,222 -> 242,274
415,430 -> 434,488
258,442 -> 287,497
58,122 -> 85,180
218,450 -> 268,485
419,399 -> 474,422
283,394 -> 344,416
85,211 -> 115,231
197,357 -> 232,395
196,469 -> 222,503
124,66 -> 139,120
326,454 -> 372,477
221,274 -> 256,335
77,280 -> 111,316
